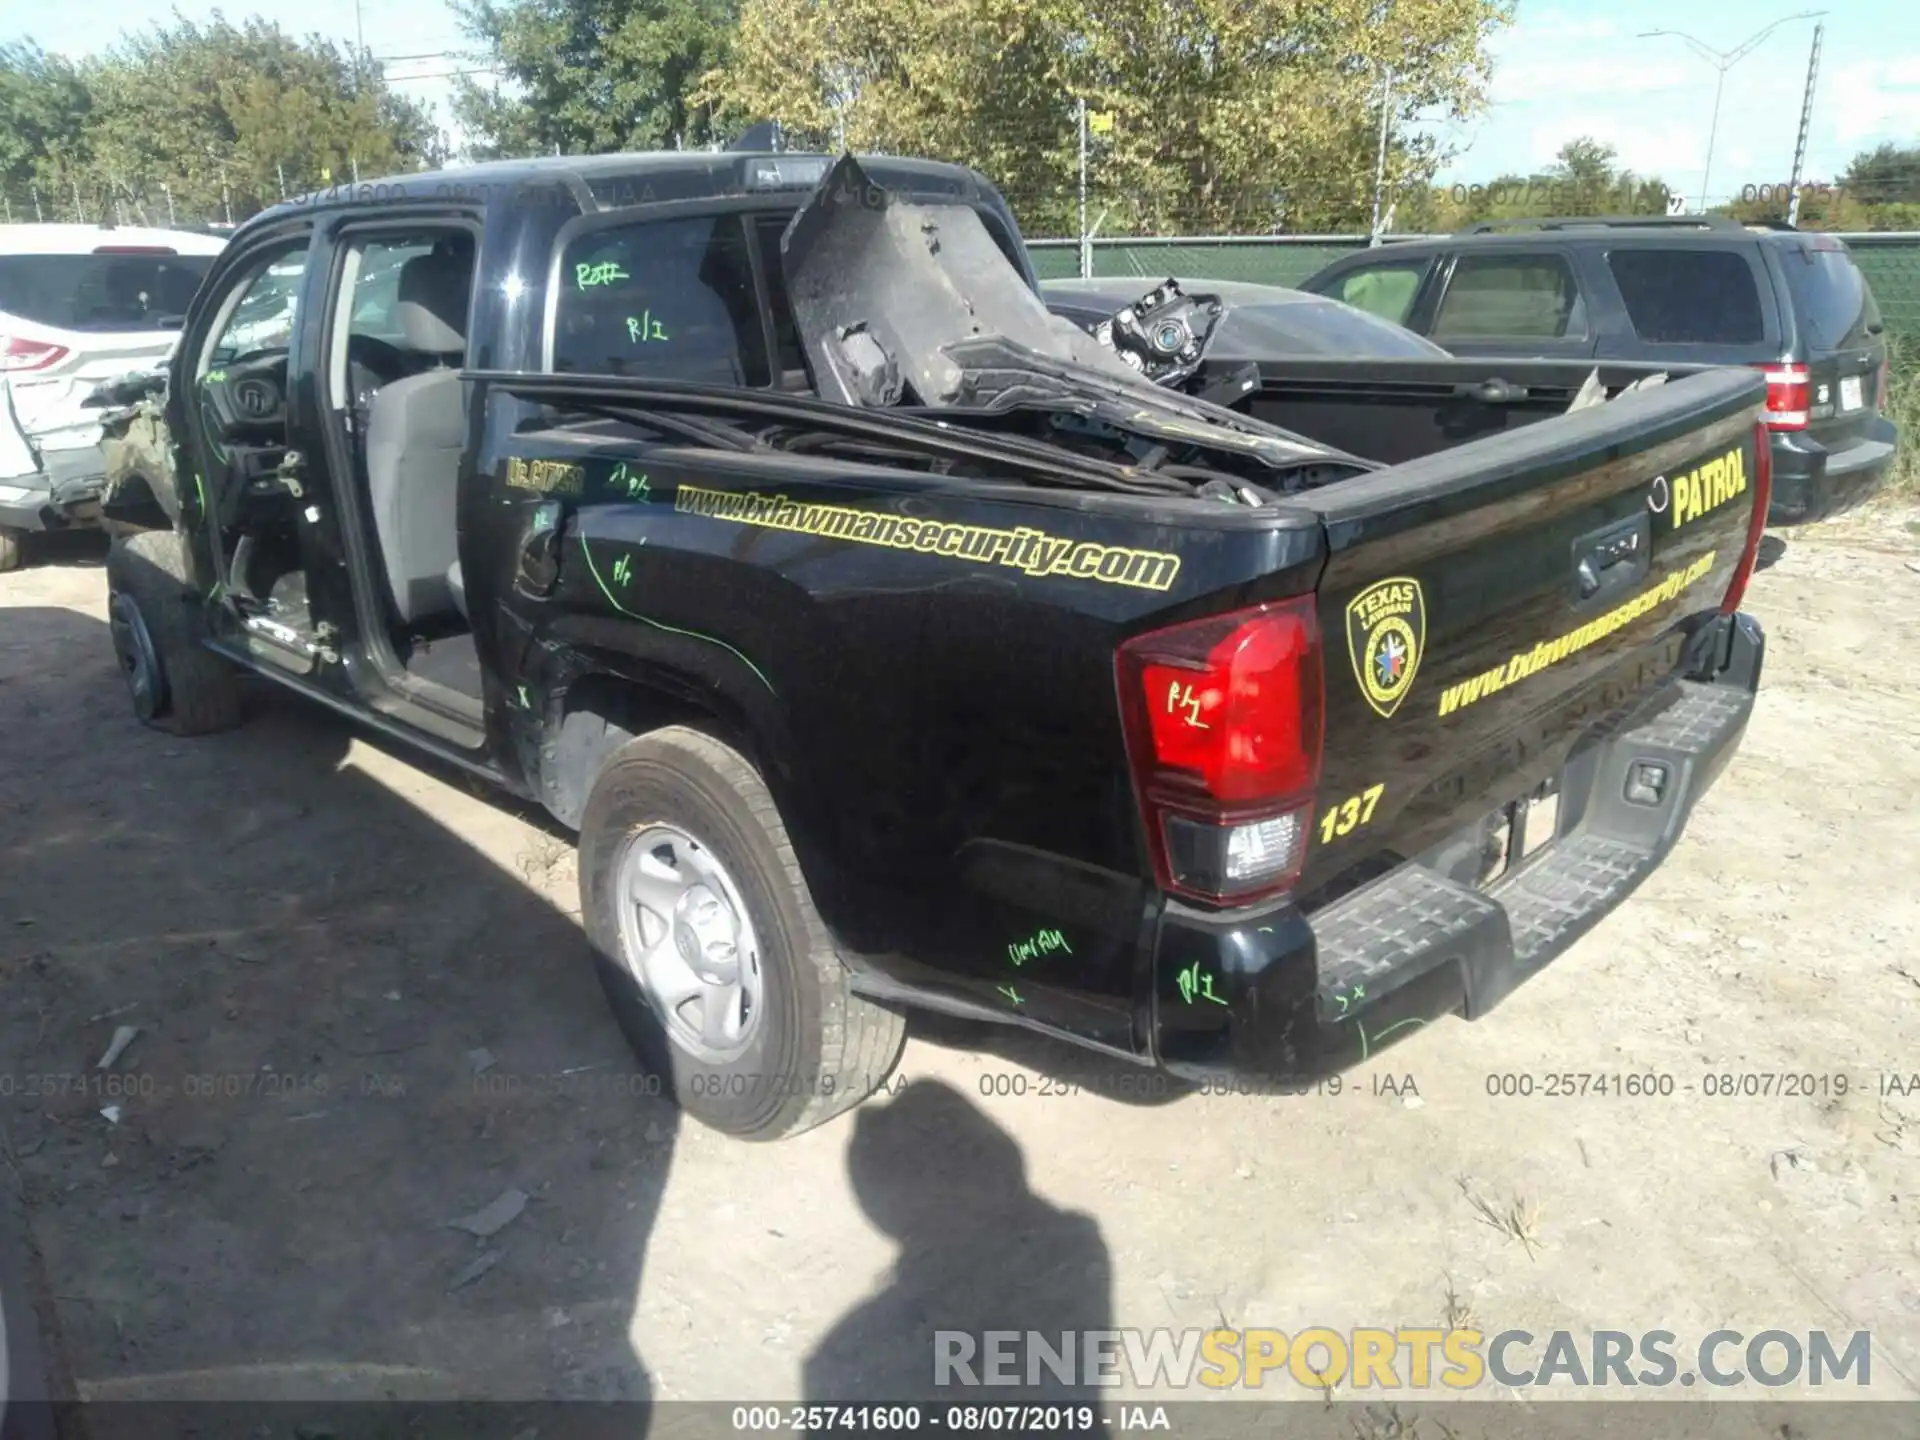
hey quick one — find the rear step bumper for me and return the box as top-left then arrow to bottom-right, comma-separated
1149,611 -> 1765,1083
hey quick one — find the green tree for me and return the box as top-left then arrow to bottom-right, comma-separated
451,0 -> 738,159
60,15 -> 442,223
698,0 -> 1512,238
0,42 -> 93,213
1409,136 -> 1670,233
1840,142 -> 1920,205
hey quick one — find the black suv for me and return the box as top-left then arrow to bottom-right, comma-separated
1300,216 -> 1898,524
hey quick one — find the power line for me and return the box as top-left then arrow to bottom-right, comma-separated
382,66 -> 502,82
372,48 -> 481,63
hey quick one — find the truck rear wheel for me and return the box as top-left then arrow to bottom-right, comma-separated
578,726 -> 905,1141
105,530 -> 243,736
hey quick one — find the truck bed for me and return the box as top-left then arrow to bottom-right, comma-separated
475,353 -> 1767,1078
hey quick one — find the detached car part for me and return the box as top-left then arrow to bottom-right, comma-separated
1080,279 -> 1225,387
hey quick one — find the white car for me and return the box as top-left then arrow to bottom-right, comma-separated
0,223 -> 227,570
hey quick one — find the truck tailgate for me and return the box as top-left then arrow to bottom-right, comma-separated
1292,365 -> 1766,909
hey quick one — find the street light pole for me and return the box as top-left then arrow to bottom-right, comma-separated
1701,64 -> 1727,215
1640,12 -> 1824,212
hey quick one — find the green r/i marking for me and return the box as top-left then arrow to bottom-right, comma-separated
997,984 -> 1023,1006
1176,963 -> 1228,1006
611,552 -> 633,586
516,684 -> 530,708
625,311 -> 670,344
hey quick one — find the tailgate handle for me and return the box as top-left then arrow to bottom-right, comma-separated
1571,513 -> 1651,605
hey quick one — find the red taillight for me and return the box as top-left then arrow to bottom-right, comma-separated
1752,363 -> 1810,431
1721,421 -> 1772,615
1874,357 -> 1890,413
1116,597 -> 1325,905
0,336 -> 69,372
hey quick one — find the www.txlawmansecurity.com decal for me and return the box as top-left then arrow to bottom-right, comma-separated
1345,577 -> 1426,719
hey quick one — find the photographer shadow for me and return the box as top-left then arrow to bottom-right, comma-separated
804,1078 -> 1113,1420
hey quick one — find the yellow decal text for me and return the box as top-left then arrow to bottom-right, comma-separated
1319,783 -> 1385,846
1437,550 -> 1718,718
505,456 -> 585,497
673,484 -> 1182,591
1669,446 -> 1748,530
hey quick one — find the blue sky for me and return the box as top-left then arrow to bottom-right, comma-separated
15,0 -> 1920,202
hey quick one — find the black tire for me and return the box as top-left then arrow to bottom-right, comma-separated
0,527 -> 22,573
105,529 -> 243,737
578,726 -> 905,1141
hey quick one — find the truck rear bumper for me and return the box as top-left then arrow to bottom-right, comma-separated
1150,611 -> 1765,1082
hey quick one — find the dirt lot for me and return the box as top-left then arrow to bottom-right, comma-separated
2,513 -> 1918,1422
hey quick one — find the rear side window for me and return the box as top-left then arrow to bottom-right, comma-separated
551,216 -> 770,385
1606,249 -> 1764,344
1431,253 -> 1583,340
1781,245 -> 1876,351
0,253 -> 212,332
1327,263 -> 1426,324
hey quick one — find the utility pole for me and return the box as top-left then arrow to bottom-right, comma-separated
164,182 -> 176,226
1786,20 -> 1824,225
1368,65 -> 1395,245
1076,97 -> 1091,279
354,0 -> 366,84
277,161 -> 287,200
1641,13 -> 1823,213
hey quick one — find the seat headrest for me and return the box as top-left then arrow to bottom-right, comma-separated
396,250 -> 470,355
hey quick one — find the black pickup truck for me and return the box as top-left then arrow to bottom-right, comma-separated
95,152 -> 1771,1142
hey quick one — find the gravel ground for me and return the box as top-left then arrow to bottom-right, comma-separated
1,512 -> 1917,1426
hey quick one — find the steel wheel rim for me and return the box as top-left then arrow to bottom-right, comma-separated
108,590 -> 164,722
613,823 -> 765,1064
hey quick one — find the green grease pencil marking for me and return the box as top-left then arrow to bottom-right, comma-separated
579,538 -> 774,695
1357,1015 -> 1426,1063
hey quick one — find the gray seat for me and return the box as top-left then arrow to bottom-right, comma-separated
364,249 -> 472,623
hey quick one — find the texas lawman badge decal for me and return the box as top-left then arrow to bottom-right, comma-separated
1346,577 -> 1426,718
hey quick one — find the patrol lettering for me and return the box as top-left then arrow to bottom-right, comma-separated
1671,448 -> 1747,529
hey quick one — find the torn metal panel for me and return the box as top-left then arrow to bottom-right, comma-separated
97,388 -> 184,528
778,156 -> 1360,481
782,155 -> 1142,410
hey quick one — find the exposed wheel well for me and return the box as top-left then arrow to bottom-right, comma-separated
541,671 -> 758,831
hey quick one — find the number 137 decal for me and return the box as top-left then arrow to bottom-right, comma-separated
1319,783 -> 1385,846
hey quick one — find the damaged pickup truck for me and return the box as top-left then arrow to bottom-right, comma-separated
97,151 -> 1771,1141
